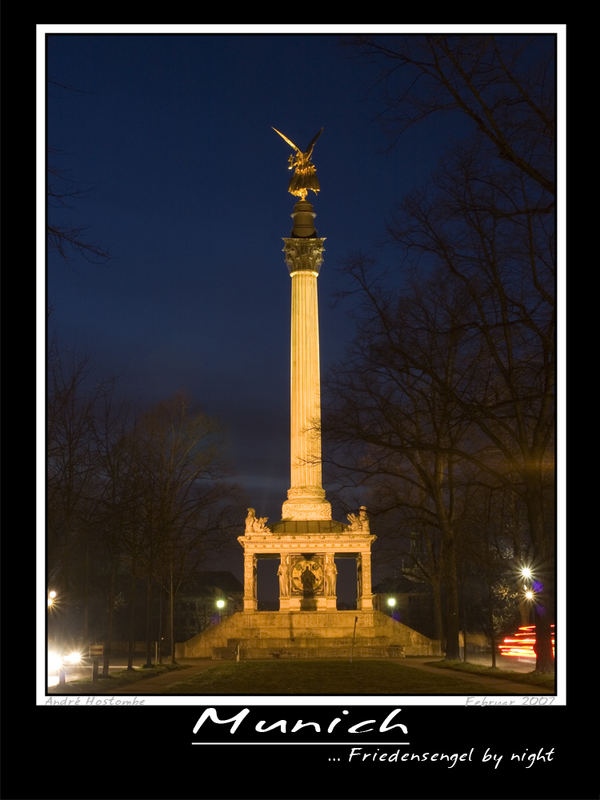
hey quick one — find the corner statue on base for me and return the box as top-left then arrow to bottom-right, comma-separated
245,508 -> 270,533
347,506 -> 369,532
272,127 -> 323,201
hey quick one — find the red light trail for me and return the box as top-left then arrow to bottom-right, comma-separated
498,625 -> 555,660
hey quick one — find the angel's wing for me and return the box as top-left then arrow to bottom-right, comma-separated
272,127 -> 301,154
305,127 -> 324,158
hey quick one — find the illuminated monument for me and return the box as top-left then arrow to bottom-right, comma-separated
238,127 -> 376,613
176,129 -> 437,659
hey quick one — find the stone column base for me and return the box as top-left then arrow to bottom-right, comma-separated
278,595 -> 336,611
243,597 -> 257,612
283,596 -> 313,611
358,595 -> 374,610
281,499 -> 332,521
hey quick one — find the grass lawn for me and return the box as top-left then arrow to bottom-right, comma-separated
428,660 -> 555,691
135,660 -> 552,695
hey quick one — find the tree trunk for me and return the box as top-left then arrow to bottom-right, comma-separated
102,565 -> 116,678
431,576 -> 444,651
157,586 -> 163,664
170,566 -> 176,664
443,539 -> 461,660
127,567 -> 136,671
145,573 -> 153,668
533,601 -> 554,674
82,534 -> 90,643
460,583 -> 468,662
525,482 -> 555,673
488,583 -> 497,668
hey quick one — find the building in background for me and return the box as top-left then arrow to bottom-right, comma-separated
175,571 -> 243,641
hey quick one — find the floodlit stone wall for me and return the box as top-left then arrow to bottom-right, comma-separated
175,609 -> 440,659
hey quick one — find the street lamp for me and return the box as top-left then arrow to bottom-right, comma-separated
520,566 -> 535,597
522,573 -> 536,623
216,598 -> 226,623
514,565 -> 535,624
386,597 -> 397,619
47,589 -> 57,608
64,651 -> 82,665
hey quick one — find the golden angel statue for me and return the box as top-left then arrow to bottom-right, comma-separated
272,127 -> 323,201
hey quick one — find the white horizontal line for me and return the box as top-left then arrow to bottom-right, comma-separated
191,742 -> 410,746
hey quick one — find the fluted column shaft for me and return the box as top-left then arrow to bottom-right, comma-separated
281,200 -> 331,520
280,208 -> 331,521
289,269 -> 322,490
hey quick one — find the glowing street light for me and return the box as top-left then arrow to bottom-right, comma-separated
215,598 -> 226,624
64,651 -> 82,665
516,565 -> 536,623
48,650 -> 62,673
385,597 -> 398,618
47,590 -> 57,608
520,566 -> 533,580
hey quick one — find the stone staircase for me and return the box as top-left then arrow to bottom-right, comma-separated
175,609 -> 439,660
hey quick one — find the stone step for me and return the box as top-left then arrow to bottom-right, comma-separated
176,610 -> 440,659
225,636 -> 391,648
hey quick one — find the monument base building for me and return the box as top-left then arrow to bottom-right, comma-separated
176,505 -> 438,660
176,132 -> 438,661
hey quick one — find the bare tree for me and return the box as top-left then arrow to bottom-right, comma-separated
47,155 -> 110,263
47,340 -> 108,641
122,393 -> 238,666
47,78 -> 110,263
91,393 -> 139,674
460,484 -> 531,666
328,34 -> 556,672
47,340 -> 239,667
326,261 -> 481,659
349,34 -> 555,198
391,146 -> 555,671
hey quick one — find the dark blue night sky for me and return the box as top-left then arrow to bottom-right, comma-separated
46,32 -> 462,516
44,29 -> 555,551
